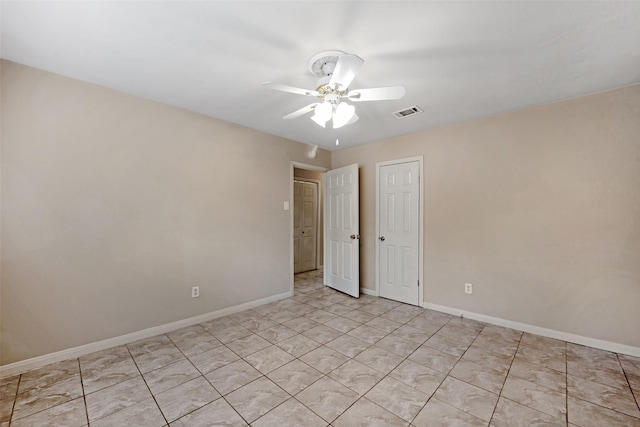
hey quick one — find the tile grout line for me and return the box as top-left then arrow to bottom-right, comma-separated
432,319 -> 504,425
616,352 -> 640,413
464,328 -> 569,424
199,331 -> 262,426
7,372 -> 21,425
7,360 -> 85,425
225,338 -> 287,426
127,341 -> 171,427
77,357 -> 91,427
166,332 -> 229,425
566,340 -> 569,425
566,347 -> 640,420
405,318 -> 461,425
163,331 -> 254,426
568,392 -> 640,421
487,330 -> 526,425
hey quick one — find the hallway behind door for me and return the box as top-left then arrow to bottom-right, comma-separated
293,180 -> 318,274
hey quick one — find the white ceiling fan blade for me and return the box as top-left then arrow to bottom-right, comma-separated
262,82 -> 319,97
283,103 -> 318,120
329,54 -> 364,90
347,86 -> 406,102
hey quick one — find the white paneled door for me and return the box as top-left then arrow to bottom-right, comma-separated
378,159 -> 421,305
293,180 -> 318,274
324,164 -> 360,298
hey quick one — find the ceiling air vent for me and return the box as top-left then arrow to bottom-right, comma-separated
393,105 -> 423,119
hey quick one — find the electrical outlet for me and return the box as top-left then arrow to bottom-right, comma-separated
465,283 -> 473,294
192,286 -> 200,298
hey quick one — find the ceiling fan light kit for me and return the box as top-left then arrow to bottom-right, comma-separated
311,101 -> 333,127
333,102 -> 356,128
263,49 -> 406,131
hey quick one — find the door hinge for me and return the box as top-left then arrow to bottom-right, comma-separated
417,279 -> 420,287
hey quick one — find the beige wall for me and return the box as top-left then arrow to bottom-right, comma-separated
0,60 -> 331,364
332,84 -> 640,348
294,168 -> 324,268
2,58 -> 638,365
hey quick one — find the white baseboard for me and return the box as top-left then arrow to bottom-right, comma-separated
0,291 -> 292,378
422,302 -> 640,358
360,288 -> 378,297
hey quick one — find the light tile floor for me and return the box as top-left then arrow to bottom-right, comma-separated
2,269 -> 640,426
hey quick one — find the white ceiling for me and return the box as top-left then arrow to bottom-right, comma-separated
2,1 -> 639,151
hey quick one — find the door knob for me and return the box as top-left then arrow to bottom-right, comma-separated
379,236 -> 385,241
350,234 -> 360,240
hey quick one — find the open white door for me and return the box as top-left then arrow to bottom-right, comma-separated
324,164 -> 360,297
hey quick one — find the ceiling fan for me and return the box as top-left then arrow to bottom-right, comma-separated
263,50 -> 406,129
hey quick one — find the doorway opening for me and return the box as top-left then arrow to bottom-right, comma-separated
290,162 -> 328,295
294,179 -> 320,274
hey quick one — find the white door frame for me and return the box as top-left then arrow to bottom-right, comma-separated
294,178 -> 322,272
290,162 -> 328,295
375,156 -> 424,305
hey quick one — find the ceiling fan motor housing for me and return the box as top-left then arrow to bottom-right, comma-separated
309,50 -> 349,96
316,76 -> 332,91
